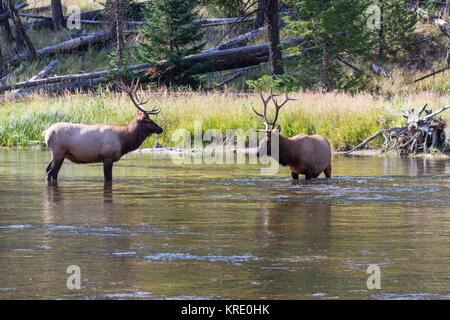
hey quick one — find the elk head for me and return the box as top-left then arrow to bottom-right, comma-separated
115,79 -> 163,135
252,90 -> 296,157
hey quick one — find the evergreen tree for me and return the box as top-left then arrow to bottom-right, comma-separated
284,0 -> 372,91
376,0 -> 417,58
138,0 -> 205,86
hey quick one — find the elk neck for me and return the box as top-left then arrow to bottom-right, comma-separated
119,118 -> 150,155
275,133 -> 293,167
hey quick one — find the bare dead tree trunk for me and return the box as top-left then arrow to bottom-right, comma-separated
0,43 -> 4,77
51,0 -> 65,30
0,0 -> 13,43
114,0 -> 125,69
254,0 -> 267,29
445,47 -> 450,66
106,0 -> 128,69
14,25 -> 24,51
378,1 -> 384,57
8,0 -> 38,61
266,0 -> 283,75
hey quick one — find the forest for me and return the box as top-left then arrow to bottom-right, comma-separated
0,0 -> 449,153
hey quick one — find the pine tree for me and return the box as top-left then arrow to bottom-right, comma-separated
376,0 -> 417,58
138,0 -> 205,86
284,0 -> 372,91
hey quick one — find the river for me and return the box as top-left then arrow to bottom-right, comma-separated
0,150 -> 449,299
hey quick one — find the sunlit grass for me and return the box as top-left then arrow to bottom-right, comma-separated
0,90 -> 448,150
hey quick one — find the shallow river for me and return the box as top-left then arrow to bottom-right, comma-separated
0,150 -> 449,299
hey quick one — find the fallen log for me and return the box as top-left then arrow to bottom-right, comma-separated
343,129 -> 384,154
0,2 -> 28,22
21,14 -> 255,28
0,63 -> 148,93
30,59 -> 59,81
22,4 -> 50,14
414,64 -> 450,82
174,38 -> 306,74
0,67 -> 20,84
371,63 -> 392,79
416,7 -> 450,37
5,30 -> 112,68
345,104 -> 449,155
0,38 -> 306,94
22,9 -> 104,29
205,26 -> 267,52
2,78 -> 106,98
8,0 -> 38,62
9,59 -> 59,97
215,71 -> 244,87
337,57 -> 364,73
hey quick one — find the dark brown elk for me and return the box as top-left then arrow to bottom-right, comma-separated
253,92 -> 332,180
43,80 -> 163,182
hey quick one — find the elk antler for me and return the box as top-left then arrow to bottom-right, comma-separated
252,90 -> 297,130
114,79 -> 161,115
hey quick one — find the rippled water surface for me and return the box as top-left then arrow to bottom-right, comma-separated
0,150 -> 449,299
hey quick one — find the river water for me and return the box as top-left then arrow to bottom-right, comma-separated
0,149 -> 449,299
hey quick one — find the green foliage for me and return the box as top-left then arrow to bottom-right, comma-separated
246,75 -> 297,92
376,0 -> 418,58
106,49 -> 135,81
137,0 -> 205,85
198,0 -> 246,17
2,92 -> 447,151
283,0 -> 374,91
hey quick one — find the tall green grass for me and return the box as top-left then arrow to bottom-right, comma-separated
0,90 -> 448,150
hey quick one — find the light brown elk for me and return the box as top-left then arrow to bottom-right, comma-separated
43,80 -> 163,182
253,92 -> 332,180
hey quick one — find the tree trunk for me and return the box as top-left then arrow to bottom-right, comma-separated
8,0 -> 38,61
322,32 -> 329,92
266,0 -> 283,75
5,30 -> 112,68
0,0 -> 13,43
0,43 -> 4,77
254,0 -> 267,29
378,2 -> 384,57
0,38 -> 307,94
445,47 -> 449,66
14,25 -> 24,51
51,0 -> 65,30
114,0 -> 125,69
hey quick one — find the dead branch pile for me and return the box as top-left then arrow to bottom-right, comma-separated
345,104 -> 449,155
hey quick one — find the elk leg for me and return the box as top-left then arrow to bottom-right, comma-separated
291,171 -> 299,180
103,158 -> 113,182
48,157 -> 64,180
46,160 -> 53,174
304,171 -> 312,181
324,164 -> 332,178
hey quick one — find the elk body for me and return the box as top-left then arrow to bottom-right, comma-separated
253,92 -> 332,180
43,80 -> 163,182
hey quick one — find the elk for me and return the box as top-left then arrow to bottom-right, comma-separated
43,80 -> 163,182
253,92 -> 332,180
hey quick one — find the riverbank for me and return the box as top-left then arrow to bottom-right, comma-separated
0,90 -> 448,151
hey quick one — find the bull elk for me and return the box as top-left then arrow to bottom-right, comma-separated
43,80 -> 163,182
253,91 -> 332,180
